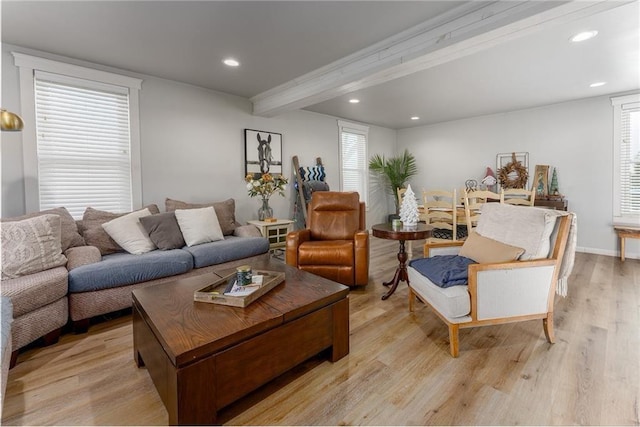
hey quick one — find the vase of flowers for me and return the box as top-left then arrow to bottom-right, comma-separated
257,198 -> 273,221
245,173 -> 288,220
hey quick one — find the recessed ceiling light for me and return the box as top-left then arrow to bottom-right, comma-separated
223,58 -> 240,67
590,81 -> 607,88
570,31 -> 598,42
349,99 -> 360,104
410,116 -> 420,120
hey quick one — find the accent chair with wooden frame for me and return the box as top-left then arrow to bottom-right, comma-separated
409,203 -> 574,357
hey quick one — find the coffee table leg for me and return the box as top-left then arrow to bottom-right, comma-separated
331,298 -> 350,361
382,240 -> 409,300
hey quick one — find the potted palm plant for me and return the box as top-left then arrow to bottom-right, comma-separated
369,149 -> 418,216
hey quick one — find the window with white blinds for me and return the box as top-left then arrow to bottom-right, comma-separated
612,93 -> 640,226
338,120 -> 369,205
34,71 -> 133,218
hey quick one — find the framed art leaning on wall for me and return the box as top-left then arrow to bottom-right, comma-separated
244,129 -> 282,178
532,164 -> 550,197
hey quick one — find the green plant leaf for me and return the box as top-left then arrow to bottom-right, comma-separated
368,149 -> 419,213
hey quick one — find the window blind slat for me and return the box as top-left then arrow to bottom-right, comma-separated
35,75 -> 133,218
340,128 -> 368,202
619,108 -> 640,216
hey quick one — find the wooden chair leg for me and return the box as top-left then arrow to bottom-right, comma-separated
408,288 -> 416,312
543,315 -> 555,343
448,324 -> 460,358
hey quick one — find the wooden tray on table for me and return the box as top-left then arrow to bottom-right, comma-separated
194,270 -> 285,307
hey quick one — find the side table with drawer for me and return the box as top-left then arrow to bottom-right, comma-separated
247,219 -> 294,256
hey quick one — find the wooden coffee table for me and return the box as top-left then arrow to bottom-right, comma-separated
132,259 -> 349,425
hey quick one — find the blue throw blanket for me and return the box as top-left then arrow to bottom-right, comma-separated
409,255 -> 476,288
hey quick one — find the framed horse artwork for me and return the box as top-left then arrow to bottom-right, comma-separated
244,129 -> 283,178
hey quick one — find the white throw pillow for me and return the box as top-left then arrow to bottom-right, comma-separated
101,208 -> 156,255
174,207 -> 224,247
1,214 -> 67,279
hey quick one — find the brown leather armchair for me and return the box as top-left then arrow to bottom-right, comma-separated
286,191 -> 369,286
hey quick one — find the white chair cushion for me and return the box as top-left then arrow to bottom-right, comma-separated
408,266 -> 471,321
475,203 -> 557,260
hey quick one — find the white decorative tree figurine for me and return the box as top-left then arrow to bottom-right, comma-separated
399,184 -> 419,227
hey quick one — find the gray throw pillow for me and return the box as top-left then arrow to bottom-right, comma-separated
81,205 -> 160,255
139,212 -> 186,250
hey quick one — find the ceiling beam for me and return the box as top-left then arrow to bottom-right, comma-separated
251,0 -> 628,117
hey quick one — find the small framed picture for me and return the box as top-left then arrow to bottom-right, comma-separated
532,165 -> 550,197
244,129 -> 282,178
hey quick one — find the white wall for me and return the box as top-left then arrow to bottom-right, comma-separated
4,44 -> 628,257
1,44 -> 396,228
398,96 -> 635,258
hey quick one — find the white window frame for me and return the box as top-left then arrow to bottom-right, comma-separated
13,52 -> 143,215
612,93 -> 640,227
338,120 -> 369,207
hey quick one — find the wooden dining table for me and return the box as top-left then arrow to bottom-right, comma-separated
422,205 -> 468,224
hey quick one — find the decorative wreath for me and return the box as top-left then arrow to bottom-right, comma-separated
498,153 -> 528,189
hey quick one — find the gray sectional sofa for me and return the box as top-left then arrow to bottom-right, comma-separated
0,198 -> 270,366
67,233 -> 269,331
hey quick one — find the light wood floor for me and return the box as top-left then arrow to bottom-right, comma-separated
3,238 -> 639,425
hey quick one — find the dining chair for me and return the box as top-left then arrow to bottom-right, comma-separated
463,189 -> 503,232
502,188 -> 536,206
397,187 -> 406,209
423,189 -> 466,242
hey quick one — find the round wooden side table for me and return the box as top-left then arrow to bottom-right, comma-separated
371,223 -> 433,300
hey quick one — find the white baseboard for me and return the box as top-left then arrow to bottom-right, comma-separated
576,246 -> 639,260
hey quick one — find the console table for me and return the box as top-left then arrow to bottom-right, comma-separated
248,219 -> 294,253
614,226 -> 640,262
534,198 -> 568,211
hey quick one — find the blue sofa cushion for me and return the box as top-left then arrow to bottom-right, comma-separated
68,249 -> 193,293
184,236 -> 269,268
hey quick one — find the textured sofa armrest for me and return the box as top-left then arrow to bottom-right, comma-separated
233,224 -> 262,238
65,245 -> 102,271
285,229 -> 311,267
1,296 -> 12,414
